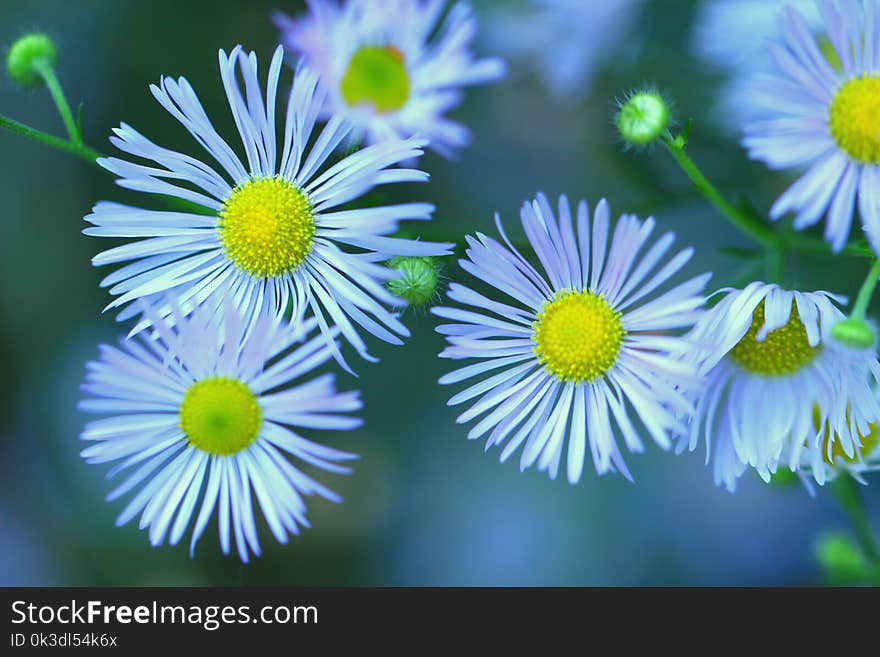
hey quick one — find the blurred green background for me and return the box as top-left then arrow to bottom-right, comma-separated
1,0 -> 878,586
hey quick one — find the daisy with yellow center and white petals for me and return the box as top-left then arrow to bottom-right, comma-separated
432,193 -> 711,483
681,283 -> 880,491
79,299 -> 361,562
742,0 -> 880,253
274,0 -> 505,157
86,45 -> 452,373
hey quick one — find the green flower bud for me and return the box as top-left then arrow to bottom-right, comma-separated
6,33 -> 56,87
831,317 -> 876,349
616,90 -> 670,146
387,256 -> 441,308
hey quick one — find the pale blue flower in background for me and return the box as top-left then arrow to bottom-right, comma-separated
274,0 -> 505,157
681,282 -> 880,491
86,45 -> 452,372
79,299 -> 362,562
483,0 -> 643,102
691,0 -> 821,128
741,0 -> 880,253
433,193 -> 710,483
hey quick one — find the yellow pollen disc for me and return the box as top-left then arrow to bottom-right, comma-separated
829,75 -> 880,164
532,290 -> 625,384
179,377 -> 262,456
219,177 -> 315,278
812,405 -> 880,465
340,45 -> 410,113
729,301 -> 820,376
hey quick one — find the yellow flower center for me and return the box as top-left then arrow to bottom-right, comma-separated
340,45 -> 410,114
812,405 -> 880,465
219,177 -> 314,278
179,377 -> 262,456
729,301 -> 821,376
532,290 -> 625,383
829,75 -> 880,164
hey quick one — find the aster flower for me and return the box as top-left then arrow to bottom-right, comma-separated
691,0 -> 821,127
681,282 -> 880,491
483,0 -> 643,102
274,0 -> 505,157
742,0 -> 880,252
86,45 -> 452,372
79,298 -> 362,562
432,193 -> 710,483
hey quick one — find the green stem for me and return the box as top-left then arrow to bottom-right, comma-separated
765,245 -> 784,283
852,258 -> 880,319
784,232 -> 874,258
0,114 -> 214,216
660,133 -> 780,248
32,58 -> 82,146
831,476 -> 880,564
660,132 -> 875,260
0,113 -> 103,164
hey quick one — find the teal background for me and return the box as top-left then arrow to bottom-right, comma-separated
1,0 -> 878,586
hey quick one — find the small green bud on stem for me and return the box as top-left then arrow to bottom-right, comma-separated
616,90 -> 670,146
387,256 -> 441,308
832,317 -> 876,350
7,33 -> 57,87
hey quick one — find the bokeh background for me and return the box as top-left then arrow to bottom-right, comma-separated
1,0 -> 878,586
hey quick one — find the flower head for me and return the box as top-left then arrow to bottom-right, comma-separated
681,282 -> 880,491
742,0 -> 880,252
275,0 -> 505,157
79,299 -> 362,562
433,193 -> 710,483
86,45 -> 452,372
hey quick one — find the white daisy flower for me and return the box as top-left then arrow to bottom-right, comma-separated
483,0 -> 643,102
742,0 -> 880,252
432,193 -> 710,483
274,0 -> 505,157
86,45 -> 452,372
691,0 -> 821,128
79,299 -> 362,562
682,282 -> 880,491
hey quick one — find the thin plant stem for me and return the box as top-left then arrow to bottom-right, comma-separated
765,245 -> 784,283
0,113 -> 103,164
0,114 -> 212,216
660,133 -> 779,248
831,475 -> 880,564
851,258 -> 880,319
32,58 -> 82,146
659,132 -> 874,260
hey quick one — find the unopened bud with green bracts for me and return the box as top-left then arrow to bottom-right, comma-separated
615,89 -> 671,147
386,256 -> 442,308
